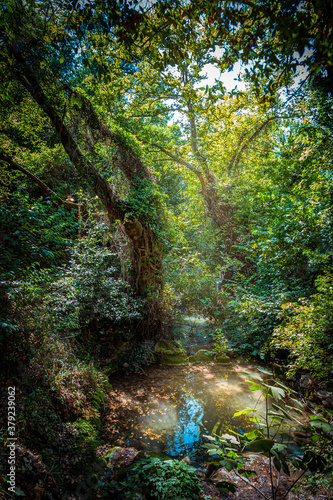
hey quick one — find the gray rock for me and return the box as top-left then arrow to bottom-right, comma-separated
317,390 -> 333,408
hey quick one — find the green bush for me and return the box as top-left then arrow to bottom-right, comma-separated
101,456 -> 202,499
215,287 -> 283,358
211,328 -> 229,354
270,273 -> 333,380
0,193 -> 78,277
17,223 -> 143,338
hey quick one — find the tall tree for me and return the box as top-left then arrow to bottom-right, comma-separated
0,0 -> 166,335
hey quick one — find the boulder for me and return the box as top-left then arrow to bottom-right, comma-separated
316,390 -> 333,408
154,339 -> 181,353
299,373 -> 321,392
215,354 -> 231,364
154,339 -> 188,365
188,350 -> 215,363
107,447 -> 139,470
160,353 -> 189,365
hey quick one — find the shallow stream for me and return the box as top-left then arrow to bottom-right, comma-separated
106,317 -> 303,464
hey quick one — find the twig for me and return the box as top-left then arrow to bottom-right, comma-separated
274,468 -> 281,499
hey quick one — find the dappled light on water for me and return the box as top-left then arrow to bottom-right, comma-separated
106,316 -> 303,463
109,362 -> 265,462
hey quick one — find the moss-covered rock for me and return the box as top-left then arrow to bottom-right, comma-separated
188,350 -> 215,363
215,354 -> 231,364
160,353 -> 189,365
154,339 -> 183,354
154,339 -> 188,365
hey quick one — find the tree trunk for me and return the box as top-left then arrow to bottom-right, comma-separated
8,40 -> 164,336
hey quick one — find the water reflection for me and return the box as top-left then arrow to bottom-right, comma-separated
165,395 -> 204,457
115,316 -> 305,463
124,365 -> 259,462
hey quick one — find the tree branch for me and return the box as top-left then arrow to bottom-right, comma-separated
234,471 -> 270,500
64,85 -> 152,182
229,117 -> 277,172
142,140 -> 202,177
9,40 -> 127,222
0,152 -> 81,210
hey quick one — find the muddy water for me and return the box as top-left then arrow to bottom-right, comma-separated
128,364 -> 263,461
106,317 -> 302,463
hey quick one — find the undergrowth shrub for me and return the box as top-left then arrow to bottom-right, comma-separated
98,456 -> 202,499
29,335 -> 111,421
301,413 -> 333,495
115,340 -> 156,373
15,332 -> 110,492
203,366 -> 332,499
214,286 -> 284,358
270,273 -> 333,380
0,193 -> 78,277
13,222 -> 143,342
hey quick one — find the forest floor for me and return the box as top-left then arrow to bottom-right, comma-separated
105,363 -> 333,500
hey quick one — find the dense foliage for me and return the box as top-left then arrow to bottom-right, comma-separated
99,456 -> 203,499
204,367 -> 332,499
1,0 -> 333,498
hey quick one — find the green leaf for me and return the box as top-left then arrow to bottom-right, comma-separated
309,415 -> 327,422
203,434 -> 215,441
285,404 -> 302,415
271,403 -> 299,422
257,366 -> 273,375
244,429 -> 260,440
303,451 -> 327,472
220,458 -> 239,471
267,413 -> 284,422
270,403 -> 297,421
233,409 -> 255,417
268,386 -> 285,401
275,380 -> 295,393
227,429 -> 248,437
216,481 -> 237,493
248,383 -> 264,391
281,458 -> 290,476
238,469 -> 257,479
273,456 -> 281,472
221,433 -> 240,445
271,443 -> 287,453
309,420 -> 333,433
239,372 -> 263,380
248,438 -> 275,453
15,487 -> 26,496
202,443 -> 219,450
